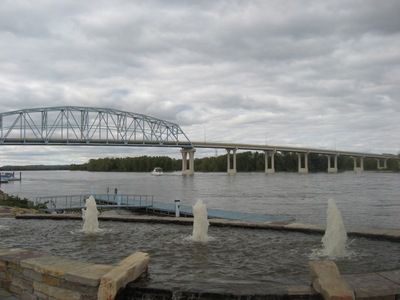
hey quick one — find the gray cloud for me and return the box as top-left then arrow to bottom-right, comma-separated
0,0 -> 399,164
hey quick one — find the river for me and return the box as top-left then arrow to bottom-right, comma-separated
1,170 -> 399,229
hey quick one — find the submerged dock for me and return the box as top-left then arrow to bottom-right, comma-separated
34,194 -> 294,223
15,213 -> 400,242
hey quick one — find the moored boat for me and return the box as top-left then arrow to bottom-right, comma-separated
0,172 -> 21,182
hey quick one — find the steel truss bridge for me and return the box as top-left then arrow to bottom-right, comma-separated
0,106 -> 192,147
0,106 -> 397,164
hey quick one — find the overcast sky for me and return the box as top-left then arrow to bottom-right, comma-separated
0,0 -> 399,165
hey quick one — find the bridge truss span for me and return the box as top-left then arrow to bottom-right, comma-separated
0,106 -> 192,147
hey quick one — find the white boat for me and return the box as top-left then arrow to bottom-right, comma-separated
151,167 -> 163,176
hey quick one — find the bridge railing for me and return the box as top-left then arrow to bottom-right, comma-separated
35,194 -> 154,211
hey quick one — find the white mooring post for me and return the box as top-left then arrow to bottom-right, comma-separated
174,199 -> 181,217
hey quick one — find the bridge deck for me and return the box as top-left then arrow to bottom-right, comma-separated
38,194 -> 293,223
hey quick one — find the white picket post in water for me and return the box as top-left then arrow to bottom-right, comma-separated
175,199 -> 180,217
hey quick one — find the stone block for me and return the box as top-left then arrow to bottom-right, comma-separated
42,274 -> 60,286
9,283 -> 23,295
11,276 -> 33,293
98,252 -> 149,300
20,291 -> 39,300
8,268 -> 25,280
1,272 -> 12,289
64,264 -> 113,287
309,260 -> 354,300
33,289 -> 49,300
343,272 -> 400,299
33,281 -> 81,300
21,256 -> 93,278
23,268 -> 43,282
59,279 -> 99,295
7,262 -> 23,272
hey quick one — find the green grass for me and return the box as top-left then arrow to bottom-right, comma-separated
0,192 -> 46,210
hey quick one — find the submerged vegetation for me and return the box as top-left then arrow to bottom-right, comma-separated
69,151 -> 400,172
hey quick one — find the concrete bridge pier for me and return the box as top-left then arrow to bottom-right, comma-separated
376,158 -> 387,170
327,154 -> 338,173
297,152 -> 309,174
226,148 -> 237,175
264,150 -> 275,174
181,148 -> 196,175
353,156 -> 364,173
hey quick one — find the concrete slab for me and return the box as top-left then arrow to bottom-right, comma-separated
64,264 -> 114,287
21,256 -> 94,278
0,249 -> 45,265
348,228 -> 400,241
378,270 -> 400,285
343,272 -> 400,299
284,223 -> 325,233
0,248 -> 26,257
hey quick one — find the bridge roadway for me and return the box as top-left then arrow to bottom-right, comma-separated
192,141 -> 396,159
180,141 -> 399,175
0,106 -> 398,175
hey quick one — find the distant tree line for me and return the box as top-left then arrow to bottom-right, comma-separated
0,165 -> 70,171
70,156 -> 181,172
68,152 -> 400,172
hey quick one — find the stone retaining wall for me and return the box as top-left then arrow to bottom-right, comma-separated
0,248 -> 149,300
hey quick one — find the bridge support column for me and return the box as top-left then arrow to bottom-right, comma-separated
353,156 -> 364,173
181,148 -> 196,176
264,150 -> 275,174
376,158 -> 387,170
226,148 -> 237,175
297,153 -> 309,174
327,155 -> 338,173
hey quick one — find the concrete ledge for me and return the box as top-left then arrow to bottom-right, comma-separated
309,260 -> 354,300
98,252 -> 149,300
15,214 -> 400,241
343,272 -> 400,299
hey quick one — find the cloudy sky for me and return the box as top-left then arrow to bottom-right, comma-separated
0,0 -> 399,165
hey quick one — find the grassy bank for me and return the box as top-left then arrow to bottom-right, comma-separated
0,190 -> 46,210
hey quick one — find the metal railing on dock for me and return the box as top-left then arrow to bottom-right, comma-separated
34,194 -> 294,223
35,194 -> 154,211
